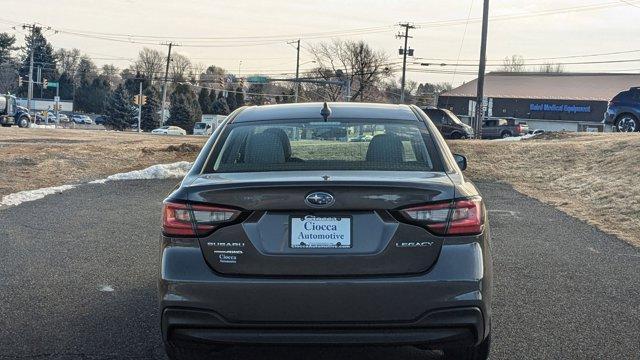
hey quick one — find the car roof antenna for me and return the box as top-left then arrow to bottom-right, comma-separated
320,102 -> 331,122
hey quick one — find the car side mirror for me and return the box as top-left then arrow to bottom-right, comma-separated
453,154 -> 467,171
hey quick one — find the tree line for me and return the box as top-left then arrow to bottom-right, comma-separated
0,29 -> 455,132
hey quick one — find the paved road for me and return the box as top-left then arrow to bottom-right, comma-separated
0,180 -> 638,359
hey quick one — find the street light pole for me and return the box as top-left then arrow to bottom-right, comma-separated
160,42 -> 173,125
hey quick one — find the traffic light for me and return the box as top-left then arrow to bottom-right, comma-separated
43,78 -> 48,88
133,95 -> 148,105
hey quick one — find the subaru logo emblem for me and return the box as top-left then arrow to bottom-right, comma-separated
305,192 -> 335,208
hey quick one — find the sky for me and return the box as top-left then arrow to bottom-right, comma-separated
1,0 -> 640,87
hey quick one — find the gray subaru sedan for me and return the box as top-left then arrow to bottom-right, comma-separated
159,102 -> 492,360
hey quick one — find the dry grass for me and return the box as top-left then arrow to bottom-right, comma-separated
1,127 -> 637,247
0,127 -> 206,196
449,132 -> 640,247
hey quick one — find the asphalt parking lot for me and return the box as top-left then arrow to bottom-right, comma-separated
0,179 -> 638,359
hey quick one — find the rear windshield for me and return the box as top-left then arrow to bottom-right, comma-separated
194,122 -> 206,129
204,119 -> 440,173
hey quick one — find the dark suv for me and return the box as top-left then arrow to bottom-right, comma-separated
423,107 -> 475,139
159,103 -> 492,360
604,87 -> 640,132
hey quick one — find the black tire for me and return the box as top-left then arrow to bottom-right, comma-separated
450,131 -> 463,140
18,116 -> 30,128
615,113 -> 639,132
442,334 -> 491,360
500,131 -> 512,139
164,340 -> 222,360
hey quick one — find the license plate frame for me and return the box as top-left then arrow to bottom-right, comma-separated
289,215 -> 352,249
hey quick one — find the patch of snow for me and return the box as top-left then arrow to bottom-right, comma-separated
98,285 -> 114,292
0,184 -> 76,207
97,161 -> 192,182
493,133 -> 538,142
0,161 -> 192,208
29,124 -> 56,129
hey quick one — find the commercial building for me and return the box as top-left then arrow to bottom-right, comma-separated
437,72 -> 640,131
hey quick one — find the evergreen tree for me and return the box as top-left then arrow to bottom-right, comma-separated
105,85 -> 135,130
225,91 -> 237,112
19,27 -> 57,98
0,32 -> 17,63
75,76 -> 111,113
57,72 -> 74,100
235,87 -> 245,108
167,84 -> 201,133
124,72 -> 150,96
207,90 -> 217,113
198,87 -> 212,114
140,87 -> 160,131
211,98 -> 230,115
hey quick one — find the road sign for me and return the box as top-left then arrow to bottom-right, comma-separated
47,81 -> 59,89
54,96 -> 60,102
247,76 -> 269,84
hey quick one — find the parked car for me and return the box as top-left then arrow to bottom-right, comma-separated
152,126 -> 186,135
159,103 -> 492,360
70,114 -> 84,124
82,115 -> 93,124
603,87 -> 640,132
57,113 -> 69,123
422,107 -> 475,139
482,118 -> 529,139
94,115 -> 108,125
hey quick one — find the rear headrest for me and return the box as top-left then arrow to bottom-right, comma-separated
244,131 -> 286,164
365,134 -> 405,163
264,128 -> 292,160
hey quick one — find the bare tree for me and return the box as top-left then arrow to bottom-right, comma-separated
199,65 -> 227,89
190,62 -> 206,84
538,62 -> 564,73
55,48 -> 81,76
101,64 -> 121,88
500,55 -> 526,72
76,55 -> 98,84
304,39 -> 393,102
170,53 -> 191,82
133,47 -> 165,81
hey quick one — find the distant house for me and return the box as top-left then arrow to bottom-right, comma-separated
437,72 -> 640,131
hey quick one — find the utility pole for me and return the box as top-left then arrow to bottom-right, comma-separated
138,81 -> 143,133
23,23 -> 39,117
475,0 -> 490,138
396,23 -> 415,104
288,39 -> 301,103
160,42 -> 174,125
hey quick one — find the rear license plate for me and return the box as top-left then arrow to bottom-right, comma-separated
290,215 -> 351,249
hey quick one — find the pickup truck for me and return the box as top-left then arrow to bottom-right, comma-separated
482,118 -> 529,139
0,95 -> 31,128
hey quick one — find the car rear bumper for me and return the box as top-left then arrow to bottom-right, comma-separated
162,306 -> 483,347
159,235 -> 492,347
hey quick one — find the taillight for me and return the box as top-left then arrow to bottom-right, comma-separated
162,201 -> 240,237
400,198 -> 484,236
516,124 -> 523,133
